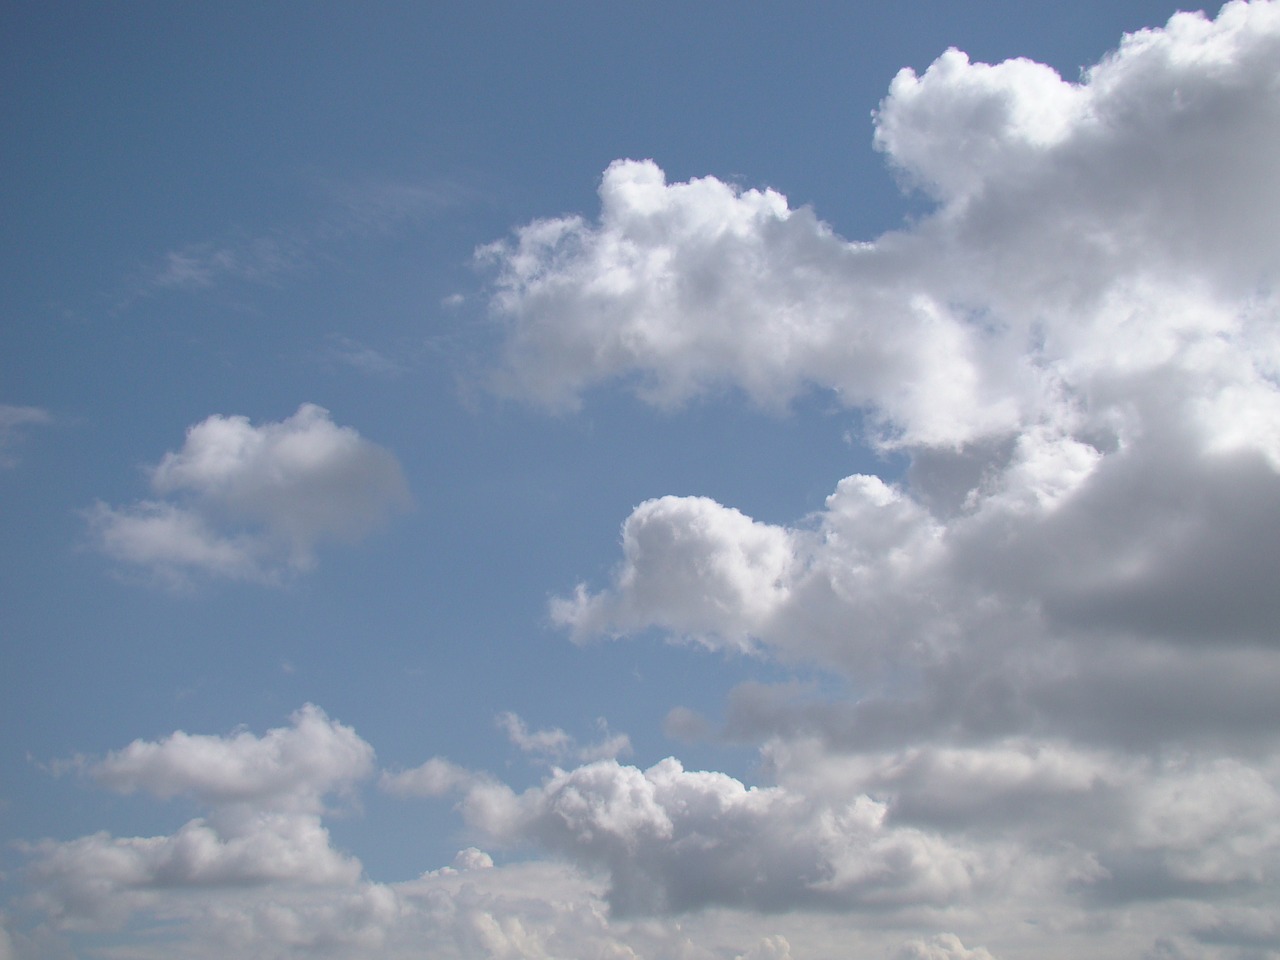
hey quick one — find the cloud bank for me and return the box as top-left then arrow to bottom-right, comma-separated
88,404 -> 410,585
16,4 -> 1280,959
478,2 -> 1280,956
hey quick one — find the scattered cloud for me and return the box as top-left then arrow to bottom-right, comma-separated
134,175 -> 460,299
469,1 -> 1280,954
24,712 -> 918,960
23,706 -> 373,932
149,236 -> 300,291
0,405 -> 51,469
15,5 -> 1280,959
496,713 -> 632,765
320,334 -> 409,379
88,404 -> 410,586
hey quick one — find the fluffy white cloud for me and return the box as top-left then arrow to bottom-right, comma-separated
23,707 -> 374,932
529,2 -> 1280,711
16,706 -> 1280,960
419,754 -> 989,917
473,3 -> 1280,956
16,6 -> 1280,959
89,404 -> 410,584
91,703 -> 374,811
485,2 -> 1280,454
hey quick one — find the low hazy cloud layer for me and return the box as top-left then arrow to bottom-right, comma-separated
87,404 -> 410,585
14,4 -> 1280,959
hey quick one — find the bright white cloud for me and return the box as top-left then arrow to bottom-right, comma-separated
485,2 -> 1280,451
526,1 -> 1280,694
91,703 -> 374,811
469,3 -> 1280,956
89,404 -> 410,584
17,6 -> 1280,960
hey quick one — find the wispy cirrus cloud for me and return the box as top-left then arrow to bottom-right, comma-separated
0,404 -> 51,468
135,175 -> 464,296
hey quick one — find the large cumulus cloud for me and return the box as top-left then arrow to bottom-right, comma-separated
470,3 -> 1280,956
487,0 -> 1280,711
16,5 -> 1280,960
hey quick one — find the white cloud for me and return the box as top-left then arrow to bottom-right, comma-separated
485,3 -> 1280,452
17,6 -> 1280,959
471,2 -> 1280,954
526,2 -> 1280,697
420,755 -> 988,917
894,933 -> 997,960
23,707 -> 374,933
495,712 -> 632,764
0,404 -> 51,469
735,934 -> 793,960
18,706 -> 1280,959
379,756 -> 482,799
91,703 -> 374,812
89,404 -> 410,584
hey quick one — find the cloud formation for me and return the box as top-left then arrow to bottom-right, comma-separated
486,2 -> 1280,450
488,0 -> 1280,714
25,706 -> 373,931
88,404 -> 410,585
17,5 -> 1280,959
0,405 -> 51,469
469,3 -> 1280,955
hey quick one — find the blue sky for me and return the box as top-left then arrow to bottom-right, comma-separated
5,3 -> 1280,958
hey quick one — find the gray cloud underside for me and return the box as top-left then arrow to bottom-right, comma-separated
17,5 -> 1280,960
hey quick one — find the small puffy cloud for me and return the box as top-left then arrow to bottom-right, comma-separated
894,934 -> 997,960
24,707 -> 375,932
552,496 -> 795,655
496,712 -> 632,764
91,703 -> 374,812
379,757 -> 481,799
0,404 -> 51,468
23,815 -> 363,929
89,404 -> 410,585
